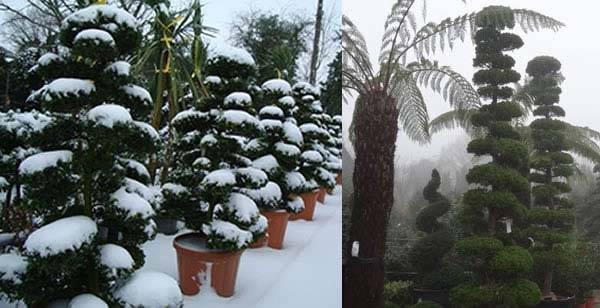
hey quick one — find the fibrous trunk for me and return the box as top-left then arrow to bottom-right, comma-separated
343,92 -> 398,308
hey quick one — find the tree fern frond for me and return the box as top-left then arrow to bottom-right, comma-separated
389,74 -> 431,144
342,15 -> 375,87
405,59 -> 481,110
429,109 -> 477,136
513,9 -> 565,33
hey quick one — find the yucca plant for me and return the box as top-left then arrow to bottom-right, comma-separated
342,1 -> 563,307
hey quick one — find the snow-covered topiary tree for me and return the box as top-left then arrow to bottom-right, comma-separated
291,82 -> 336,193
0,4 -> 181,306
165,43 -> 267,250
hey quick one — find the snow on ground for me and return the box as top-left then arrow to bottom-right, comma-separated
0,187 -> 341,308
141,185 -> 342,308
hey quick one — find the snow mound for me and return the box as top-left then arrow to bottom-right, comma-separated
62,5 -> 138,29
222,192 -> 260,223
0,253 -> 27,283
115,271 -> 183,308
112,187 -> 155,219
224,92 -> 252,108
87,104 -> 132,128
69,294 -> 108,308
252,155 -> 280,174
278,96 -> 295,108
202,169 -> 236,187
74,29 -> 115,46
275,142 -> 301,157
283,121 -> 303,146
207,43 -> 255,67
19,150 -> 73,174
202,220 -> 253,249
121,84 -> 152,104
259,106 -> 284,118
105,61 -> 131,76
262,79 -> 292,94
100,244 -> 134,270
24,216 -> 97,257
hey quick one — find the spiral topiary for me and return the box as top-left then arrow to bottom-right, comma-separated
409,169 -> 457,290
452,6 -> 540,307
524,56 -> 575,299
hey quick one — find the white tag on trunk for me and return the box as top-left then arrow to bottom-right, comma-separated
505,218 -> 513,233
351,241 -> 359,257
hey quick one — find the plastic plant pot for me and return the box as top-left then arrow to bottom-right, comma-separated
260,210 -> 291,249
155,217 -> 179,235
289,190 -> 319,221
317,187 -> 327,203
248,234 -> 268,249
173,232 -> 244,297
537,295 -> 576,308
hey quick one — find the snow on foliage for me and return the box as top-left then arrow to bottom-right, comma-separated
261,119 -> 283,131
24,216 -> 97,257
115,271 -> 183,308
202,169 -> 236,187
262,79 -> 292,94
236,167 -> 268,186
302,150 -> 324,163
69,294 -> 108,308
38,52 -> 62,66
0,253 -> 27,283
207,42 -> 255,67
259,106 -> 284,118
202,220 -> 253,249
222,192 -> 260,223
86,104 -> 132,128
112,187 -> 155,219
249,215 -> 268,234
124,178 -> 162,207
105,61 -> 131,76
0,110 -> 53,138
224,92 -> 252,108
288,196 -> 305,212
161,183 -> 188,195
240,182 -> 282,209
285,171 -> 307,191
219,110 -> 260,128
120,85 -> 152,104
74,29 -> 115,46
99,244 -> 134,270
29,78 -> 95,101
252,155 -> 280,174
133,121 -> 160,141
119,158 -> 150,180
171,108 -> 209,125
282,122 -> 303,146
204,75 -> 222,84
278,96 -> 296,108
19,150 -> 73,174
62,5 -> 138,30
275,142 -> 301,157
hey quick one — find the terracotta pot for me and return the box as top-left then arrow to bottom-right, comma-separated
173,232 -> 244,297
586,297 -> 595,308
248,234 -> 268,249
289,190 -> 319,221
336,172 -> 342,185
260,210 -> 290,249
317,187 -> 327,203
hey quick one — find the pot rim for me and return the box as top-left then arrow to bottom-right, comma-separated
173,232 -> 244,260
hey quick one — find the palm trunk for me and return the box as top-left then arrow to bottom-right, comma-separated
343,92 -> 398,308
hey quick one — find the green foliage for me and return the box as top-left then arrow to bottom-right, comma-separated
410,301 -> 442,308
490,246 -> 534,279
231,13 -> 309,83
497,279 -> 541,307
450,284 -> 495,308
321,51 -> 342,115
383,280 -> 413,307
455,236 -> 503,260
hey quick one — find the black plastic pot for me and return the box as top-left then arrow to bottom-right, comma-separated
537,295 -> 576,308
155,217 -> 178,235
0,232 -> 15,249
413,288 -> 450,307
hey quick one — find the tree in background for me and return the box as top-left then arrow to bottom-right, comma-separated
308,0 -> 324,84
451,6 -> 540,307
321,50 -> 341,115
231,12 -> 310,83
525,56 -> 575,300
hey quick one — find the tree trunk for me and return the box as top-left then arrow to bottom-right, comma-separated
308,0 -> 323,84
343,92 -> 398,308
543,270 -> 553,298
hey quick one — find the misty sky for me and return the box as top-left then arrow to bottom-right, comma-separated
343,0 -> 600,163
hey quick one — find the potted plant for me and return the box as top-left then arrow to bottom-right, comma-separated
451,6 -> 541,307
523,56 -> 576,307
291,82 -> 336,212
167,43 -> 268,297
243,78 -> 308,249
0,4 -> 180,306
409,170 -> 464,306
328,114 -> 343,188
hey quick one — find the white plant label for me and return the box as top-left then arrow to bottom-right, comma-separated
351,241 -> 359,257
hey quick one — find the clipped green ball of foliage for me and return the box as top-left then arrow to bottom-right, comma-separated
410,301 -> 442,308
450,284 -> 495,308
497,279 -> 541,307
383,281 -> 413,307
455,236 -> 503,260
489,246 -> 534,279
526,56 -> 562,77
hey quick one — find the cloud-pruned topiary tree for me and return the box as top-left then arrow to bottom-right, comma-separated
451,6 -> 540,307
524,56 -> 575,300
0,4 -> 182,307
